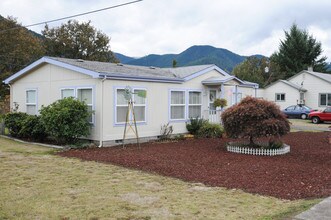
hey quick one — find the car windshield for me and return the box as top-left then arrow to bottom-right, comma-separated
301,106 -> 311,110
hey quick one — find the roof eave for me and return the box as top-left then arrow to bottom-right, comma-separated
99,73 -> 183,84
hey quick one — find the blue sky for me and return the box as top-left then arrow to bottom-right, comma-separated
1,0 -> 331,61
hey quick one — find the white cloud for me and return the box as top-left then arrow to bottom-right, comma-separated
1,0 -> 331,61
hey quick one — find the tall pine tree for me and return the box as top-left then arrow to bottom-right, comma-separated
271,24 -> 328,78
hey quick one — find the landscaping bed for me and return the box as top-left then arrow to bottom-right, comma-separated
58,132 -> 331,200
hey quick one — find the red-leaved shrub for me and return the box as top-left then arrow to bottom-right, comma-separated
222,96 -> 290,144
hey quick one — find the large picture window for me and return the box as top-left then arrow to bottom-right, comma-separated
26,89 -> 37,115
319,93 -> 331,106
170,91 -> 185,120
188,91 -> 202,118
115,88 -> 147,124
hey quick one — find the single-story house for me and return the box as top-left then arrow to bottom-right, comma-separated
3,56 -> 259,146
258,67 -> 331,110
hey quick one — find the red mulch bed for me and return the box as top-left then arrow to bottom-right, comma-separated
58,132 -> 331,200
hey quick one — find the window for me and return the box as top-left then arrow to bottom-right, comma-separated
170,91 -> 185,120
77,88 -> 93,123
275,93 -> 285,102
133,89 -> 146,122
26,89 -> 37,115
60,87 -> 94,123
188,91 -> 202,118
115,88 -> 147,124
319,93 -> 331,107
61,88 -> 75,98
237,92 -> 242,102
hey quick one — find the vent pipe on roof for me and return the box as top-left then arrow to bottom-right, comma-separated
76,59 -> 84,62
307,66 -> 313,71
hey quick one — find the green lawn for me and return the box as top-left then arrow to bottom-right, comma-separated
0,137 -> 319,219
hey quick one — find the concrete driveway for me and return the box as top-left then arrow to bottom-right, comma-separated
289,119 -> 331,132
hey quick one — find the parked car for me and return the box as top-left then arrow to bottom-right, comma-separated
282,105 -> 316,119
308,106 -> 331,124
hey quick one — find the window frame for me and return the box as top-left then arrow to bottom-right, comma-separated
114,87 -> 147,126
61,88 -> 75,99
169,89 -> 203,122
275,93 -> 286,102
60,86 -> 95,124
26,89 -> 38,115
169,89 -> 186,121
188,90 -> 202,119
319,93 -> 331,107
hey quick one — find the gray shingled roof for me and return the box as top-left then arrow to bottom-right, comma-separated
163,64 -> 215,78
201,76 -> 235,85
280,80 -> 307,91
49,57 -> 179,80
307,71 -> 331,84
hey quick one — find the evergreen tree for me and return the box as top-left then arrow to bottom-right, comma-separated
42,20 -> 118,63
172,59 -> 177,67
272,24 -> 328,78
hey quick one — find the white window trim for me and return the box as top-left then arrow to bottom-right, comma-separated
169,89 -> 186,121
60,86 -> 95,124
188,90 -> 202,119
275,93 -> 286,102
319,93 -> 331,107
114,87 -> 147,126
169,89 -> 203,122
60,88 -> 76,98
26,88 -> 38,115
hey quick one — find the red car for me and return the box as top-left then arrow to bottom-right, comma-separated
308,106 -> 331,124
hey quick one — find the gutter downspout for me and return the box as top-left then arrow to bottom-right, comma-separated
8,83 -> 12,111
98,75 -> 107,147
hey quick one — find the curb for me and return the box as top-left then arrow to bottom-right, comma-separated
0,135 -> 64,149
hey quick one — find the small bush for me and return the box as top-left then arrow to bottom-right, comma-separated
40,97 -> 92,144
268,139 -> 284,149
19,115 -> 47,141
4,112 -> 29,137
160,123 -> 173,140
186,117 -> 207,135
197,123 -> 224,138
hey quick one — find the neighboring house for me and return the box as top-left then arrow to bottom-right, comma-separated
259,68 -> 331,110
3,56 -> 258,146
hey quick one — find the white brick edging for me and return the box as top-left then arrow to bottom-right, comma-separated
226,142 -> 290,156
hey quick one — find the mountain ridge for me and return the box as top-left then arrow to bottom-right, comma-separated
115,45 -> 265,72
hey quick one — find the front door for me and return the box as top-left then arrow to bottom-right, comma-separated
209,90 -> 217,111
208,89 -> 220,123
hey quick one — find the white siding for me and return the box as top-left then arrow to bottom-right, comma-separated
262,81 -> 300,109
10,64 -> 257,143
288,72 -> 331,109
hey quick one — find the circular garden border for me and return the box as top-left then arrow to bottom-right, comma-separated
226,142 -> 290,156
